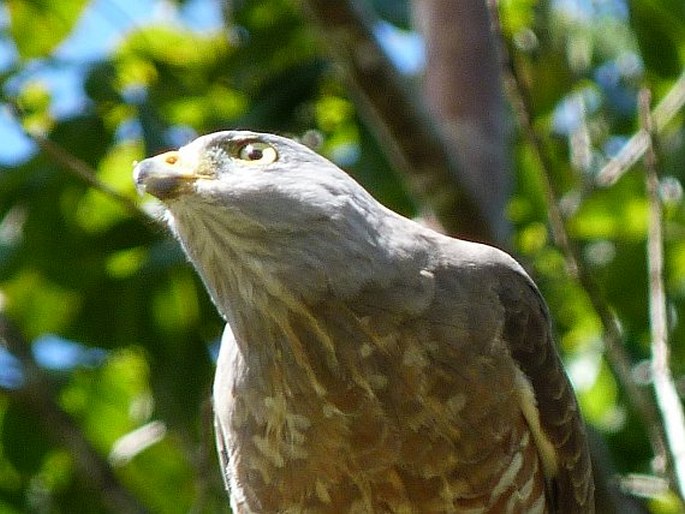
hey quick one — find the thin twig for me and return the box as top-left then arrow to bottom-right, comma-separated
36,136 -> 147,218
483,1 -> 574,270
640,88 -> 685,503
0,314 -> 149,514
7,102 -> 149,221
597,71 -> 685,186
485,0 -> 669,471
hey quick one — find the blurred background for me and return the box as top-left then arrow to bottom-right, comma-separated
0,0 -> 684,512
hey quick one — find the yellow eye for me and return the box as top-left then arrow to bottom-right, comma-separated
236,141 -> 278,164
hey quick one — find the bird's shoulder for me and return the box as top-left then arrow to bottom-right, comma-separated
400,236 -> 539,333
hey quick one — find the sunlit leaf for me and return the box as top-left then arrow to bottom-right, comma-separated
75,142 -> 144,233
1,271 -> 81,340
106,246 -> 148,279
7,0 -> 90,59
578,360 -> 622,431
152,271 -> 201,335
60,348 -> 151,453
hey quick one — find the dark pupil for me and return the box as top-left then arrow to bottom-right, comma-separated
246,146 -> 263,160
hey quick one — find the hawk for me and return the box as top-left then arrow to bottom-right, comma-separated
133,130 -> 594,513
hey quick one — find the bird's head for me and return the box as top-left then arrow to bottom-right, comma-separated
134,131 -> 365,224
133,130 -> 416,319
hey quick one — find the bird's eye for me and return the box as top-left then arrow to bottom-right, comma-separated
236,141 -> 278,164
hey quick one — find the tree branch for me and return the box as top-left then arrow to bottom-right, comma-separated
0,314 -> 149,514
597,71 -> 685,186
412,0 -> 511,241
299,0 -> 493,241
640,88 -> 685,504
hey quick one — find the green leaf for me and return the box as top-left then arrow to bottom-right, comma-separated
2,270 -> 82,340
577,360 -> 621,431
7,0 -> 91,59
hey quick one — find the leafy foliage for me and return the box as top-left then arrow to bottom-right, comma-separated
0,0 -> 684,512
8,0 -> 90,59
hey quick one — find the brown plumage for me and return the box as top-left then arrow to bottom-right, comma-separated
134,130 -> 594,513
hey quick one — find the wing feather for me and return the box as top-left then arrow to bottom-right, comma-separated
495,266 -> 595,513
